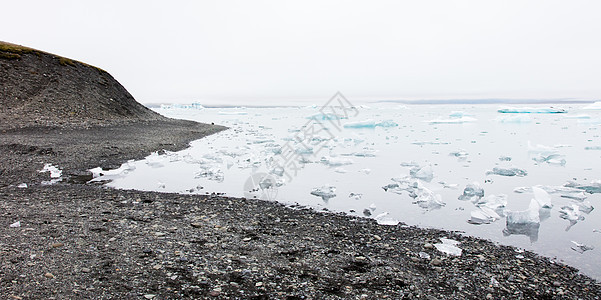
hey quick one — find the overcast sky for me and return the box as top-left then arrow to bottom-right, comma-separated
2,1 -> 601,104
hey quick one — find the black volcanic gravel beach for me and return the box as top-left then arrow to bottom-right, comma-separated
2,41 -> 601,299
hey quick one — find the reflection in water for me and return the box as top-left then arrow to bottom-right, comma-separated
503,222 -> 540,243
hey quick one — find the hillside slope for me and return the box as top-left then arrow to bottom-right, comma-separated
0,41 -> 164,130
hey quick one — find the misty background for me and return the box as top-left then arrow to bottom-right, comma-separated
2,0 -> 600,105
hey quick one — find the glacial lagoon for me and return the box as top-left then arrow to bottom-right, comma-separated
92,102 -> 601,279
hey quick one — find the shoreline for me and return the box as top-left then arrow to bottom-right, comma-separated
1,121 -> 600,299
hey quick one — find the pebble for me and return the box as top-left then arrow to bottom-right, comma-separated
190,222 -> 203,228
553,281 -> 561,287
256,282 -> 263,287
431,258 -> 442,266
52,242 -> 64,248
424,243 -> 433,249
81,267 -> 91,273
144,294 -> 156,299
44,272 -> 55,279
209,290 -> 220,297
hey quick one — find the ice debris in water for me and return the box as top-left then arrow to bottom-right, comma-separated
334,167 -> 348,174
449,150 -> 468,160
195,166 -> 224,182
486,167 -> 527,177
585,146 -> 601,150
307,112 -> 345,120
320,156 -> 353,166
145,152 -> 165,168
448,111 -> 473,118
349,193 -> 362,200
343,119 -> 399,128
359,168 -> 371,175
513,185 -> 587,201
469,207 -> 501,224
532,154 -> 566,166
571,241 -> 594,254
499,156 -> 512,161
506,199 -> 540,224
434,238 -> 462,256
458,182 -> 484,201
532,187 -> 553,208
475,194 -> 507,214
270,166 -> 285,177
39,163 -> 62,178
503,199 -> 541,242
564,180 -> 601,194
497,106 -> 567,113
427,116 -> 477,124
400,161 -> 421,168
559,205 -> 585,224
413,187 -> 445,210
310,185 -> 336,201
374,212 -> 400,226
409,165 -> 434,182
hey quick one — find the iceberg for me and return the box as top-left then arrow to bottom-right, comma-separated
486,167 -> 527,177
413,187 -> 445,210
503,199 -> 541,242
310,185 -> 336,201
458,182 -> 484,201
532,154 -> 566,166
434,238 -> 462,256
409,165 -> 434,182
571,241 -> 594,254
469,207 -> 501,224
497,106 -> 567,113
564,180 -> 601,194
532,187 -> 553,208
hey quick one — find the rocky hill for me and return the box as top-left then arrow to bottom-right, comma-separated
0,41 -> 165,130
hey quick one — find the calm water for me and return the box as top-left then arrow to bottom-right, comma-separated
93,103 -> 601,280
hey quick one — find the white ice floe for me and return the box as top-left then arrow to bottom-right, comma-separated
458,182 -> 484,201
532,187 -> 553,209
486,167 -> 527,177
571,241 -> 594,254
532,154 -> 566,166
497,106 -> 567,113
310,185 -> 336,200
434,238 -> 462,256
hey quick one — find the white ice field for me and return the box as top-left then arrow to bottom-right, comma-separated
91,102 -> 601,280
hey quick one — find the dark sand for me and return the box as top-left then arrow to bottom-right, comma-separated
1,120 -> 600,299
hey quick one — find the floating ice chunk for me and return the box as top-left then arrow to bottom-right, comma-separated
475,194 -> 507,213
573,200 -> 594,214
458,182 -> 484,201
157,181 -> 166,189
270,166 -> 285,177
503,199 -> 541,242
532,187 -> 553,208
469,207 -> 501,224
486,167 -> 527,177
349,193 -> 362,200
349,149 -> 377,157
321,156 -> 354,166
427,116 -> 477,124
583,101 -> 601,110
195,166 -> 224,182
584,146 -> 601,150
499,156 -> 512,161
39,163 -> 62,178
559,205 -> 585,224
449,150 -> 468,160
10,221 -> 20,228
434,238 -> 462,256
439,181 -> 459,189
410,165 -> 434,182
374,212 -> 400,225
400,161 -> 421,167
17,183 -> 27,188
564,180 -> 601,194
413,188 -> 445,210
377,120 -> 399,127
571,241 -> 594,254
506,199 -> 540,224
497,106 -> 566,113
513,185 -> 587,200
532,154 -> 566,166
311,185 -> 336,200
495,115 -> 532,123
